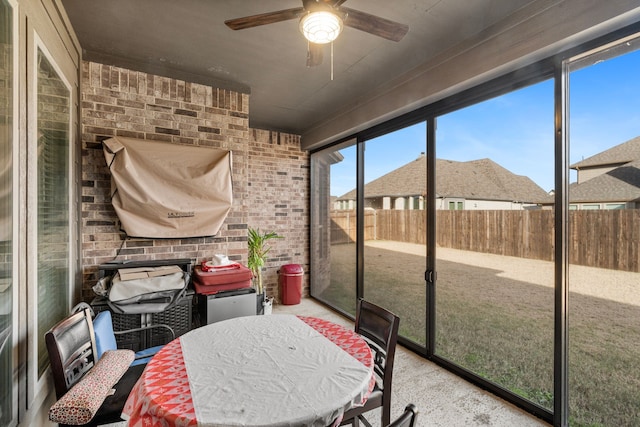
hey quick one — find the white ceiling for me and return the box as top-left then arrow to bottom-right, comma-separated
61,0 -> 535,135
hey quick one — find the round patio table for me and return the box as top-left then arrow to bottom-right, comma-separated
122,314 -> 375,427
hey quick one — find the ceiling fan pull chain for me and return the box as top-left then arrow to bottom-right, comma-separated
331,41 -> 334,81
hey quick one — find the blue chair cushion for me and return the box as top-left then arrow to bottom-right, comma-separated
93,311 -> 118,360
131,345 -> 164,366
93,310 -> 165,365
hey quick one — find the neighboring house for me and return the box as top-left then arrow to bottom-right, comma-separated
566,136 -> 640,210
335,153 -> 549,210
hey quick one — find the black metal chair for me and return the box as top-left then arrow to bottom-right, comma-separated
45,307 -> 145,426
340,299 -> 400,427
387,404 -> 418,427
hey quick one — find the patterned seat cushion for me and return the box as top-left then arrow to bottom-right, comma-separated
49,349 -> 134,425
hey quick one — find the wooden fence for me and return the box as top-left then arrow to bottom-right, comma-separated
330,209 -> 640,272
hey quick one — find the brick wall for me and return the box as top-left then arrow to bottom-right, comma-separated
248,129 -> 309,298
80,61 -> 308,303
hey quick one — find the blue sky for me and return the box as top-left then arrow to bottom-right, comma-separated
330,45 -> 640,197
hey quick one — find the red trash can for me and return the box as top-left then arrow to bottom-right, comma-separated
279,264 -> 303,305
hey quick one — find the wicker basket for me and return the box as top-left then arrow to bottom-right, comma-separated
91,291 -> 194,352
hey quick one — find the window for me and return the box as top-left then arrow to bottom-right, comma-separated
581,204 -> 600,210
604,203 -> 625,210
35,46 -> 71,378
448,201 -> 464,210
412,196 -> 423,210
0,0 -> 14,422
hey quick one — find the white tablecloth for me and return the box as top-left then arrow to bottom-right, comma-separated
123,314 -> 374,427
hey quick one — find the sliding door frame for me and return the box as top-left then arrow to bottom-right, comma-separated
309,21 -> 640,427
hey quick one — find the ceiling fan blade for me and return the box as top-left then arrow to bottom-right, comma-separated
306,43 -> 324,67
341,7 -> 408,42
225,7 -> 304,30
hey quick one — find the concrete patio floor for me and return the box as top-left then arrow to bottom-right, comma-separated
274,297 -> 549,427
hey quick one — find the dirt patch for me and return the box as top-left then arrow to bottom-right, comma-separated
365,240 -> 640,307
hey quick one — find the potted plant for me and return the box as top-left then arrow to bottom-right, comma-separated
247,227 -> 282,314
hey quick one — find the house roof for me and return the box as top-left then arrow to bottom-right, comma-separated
571,136 -> 640,169
566,136 -> 640,204
337,155 -> 549,203
568,159 -> 640,203
531,136 -> 640,205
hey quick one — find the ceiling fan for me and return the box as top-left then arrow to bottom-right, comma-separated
224,0 -> 409,67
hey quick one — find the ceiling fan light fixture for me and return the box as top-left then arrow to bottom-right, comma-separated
299,11 -> 343,44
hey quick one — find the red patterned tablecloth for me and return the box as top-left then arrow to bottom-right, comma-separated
123,314 -> 374,427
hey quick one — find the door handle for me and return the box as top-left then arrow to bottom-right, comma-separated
425,269 -> 436,283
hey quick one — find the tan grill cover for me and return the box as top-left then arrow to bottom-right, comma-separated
103,136 -> 232,238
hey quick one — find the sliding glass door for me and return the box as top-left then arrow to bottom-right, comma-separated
567,36 -> 640,426
433,80 -> 555,411
309,25 -> 640,427
310,123 -> 429,348
311,140 -> 358,315
362,123 -> 427,347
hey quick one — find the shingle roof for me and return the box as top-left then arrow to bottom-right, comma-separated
571,136 -> 640,169
564,136 -> 640,203
568,159 -> 640,203
338,155 -> 549,203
